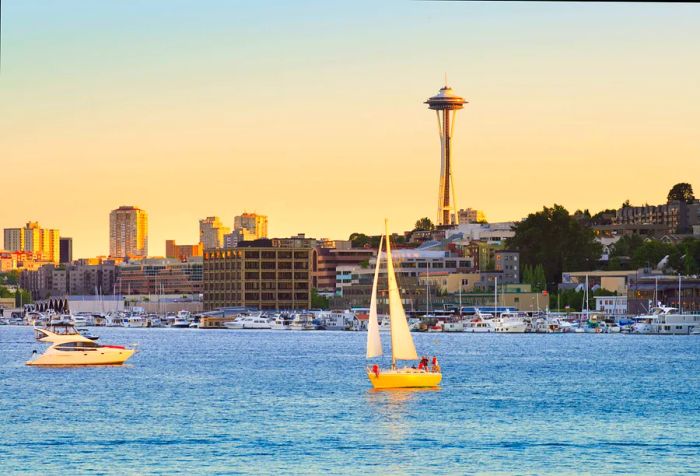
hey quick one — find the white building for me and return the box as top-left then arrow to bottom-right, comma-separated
594,295 -> 628,316
446,222 -> 515,245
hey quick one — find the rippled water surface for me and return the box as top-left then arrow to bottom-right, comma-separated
1,326 -> 699,475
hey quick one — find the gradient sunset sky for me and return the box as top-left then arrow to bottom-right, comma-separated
2,1 -> 699,258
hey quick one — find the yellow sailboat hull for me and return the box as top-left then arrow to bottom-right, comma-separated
367,368 -> 442,389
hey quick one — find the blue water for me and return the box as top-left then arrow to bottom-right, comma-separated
1,327 -> 699,475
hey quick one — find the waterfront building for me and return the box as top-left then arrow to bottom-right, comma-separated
594,295 -> 628,316
311,245 -> 374,293
3,222 -> 60,264
458,208 -> 486,224
199,216 -> 229,249
165,240 -> 203,260
627,274 -> 700,314
109,206 -> 148,258
59,237 -> 73,264
116,257 -> 202,295
425,84 -> 467,226
203,238 -> 312,311
21,259 -> 119,299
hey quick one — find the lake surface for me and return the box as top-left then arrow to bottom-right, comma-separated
1,326 -> 699,475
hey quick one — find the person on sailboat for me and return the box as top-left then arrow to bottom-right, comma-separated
431,356 -> 440,373
418,356 -> 429,371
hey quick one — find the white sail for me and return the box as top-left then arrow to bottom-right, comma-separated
366,235 -> 384,358
385,219 -> 418,362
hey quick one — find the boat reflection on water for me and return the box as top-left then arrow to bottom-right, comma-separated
365,387 -> 441,443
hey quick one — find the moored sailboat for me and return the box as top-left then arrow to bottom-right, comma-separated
366,221 -> 442,389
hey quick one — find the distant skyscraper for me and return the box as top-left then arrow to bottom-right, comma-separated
109,206 -> 148,258
59,237 -> 73,264
3,222 -> 60,263
425,84 -> 467,226
199,217 -> 230,249
458,208 -> 486,224
233,213 -> 268,239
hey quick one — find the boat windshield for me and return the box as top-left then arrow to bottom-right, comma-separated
54,341 -> 101,351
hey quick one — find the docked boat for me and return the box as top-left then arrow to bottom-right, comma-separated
271,314 -> 292,330
491,312 -> 528,333
289,313 -> 316,331
77,327 -> 99,341
27,328 -> 135,366
464,316 -> 494,333
124,315 -> 148,328
366,224 -> 442,389
241,315 -> 272,329
632,306 -> 700,335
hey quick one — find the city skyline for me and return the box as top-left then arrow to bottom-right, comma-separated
2,2 -> 699,258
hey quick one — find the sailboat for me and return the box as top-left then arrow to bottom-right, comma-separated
366,220 -> 442,389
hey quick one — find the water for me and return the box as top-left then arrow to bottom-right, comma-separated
1,327 -> 699,475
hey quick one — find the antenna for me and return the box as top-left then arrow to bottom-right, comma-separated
444,72 -> 448,87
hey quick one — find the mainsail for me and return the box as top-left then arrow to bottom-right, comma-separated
385,220 -> 418,363
366,235 -> 384,358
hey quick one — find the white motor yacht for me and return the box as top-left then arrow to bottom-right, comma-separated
464,316 -> 494,333
271,315 -> 292,330
491,312 -> 529,333
241,315 -> 272,329
123,315 -> 148,328
632,306 -> 700,335
289,313 -> 316,331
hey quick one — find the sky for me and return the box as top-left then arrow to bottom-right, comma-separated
1,1 -> 699,258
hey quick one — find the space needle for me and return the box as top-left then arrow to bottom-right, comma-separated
425,84 -> 467,226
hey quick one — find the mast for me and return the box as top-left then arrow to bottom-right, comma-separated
385,219 -> 418,368
678,274 -> 682,313
494,276 -> 498,317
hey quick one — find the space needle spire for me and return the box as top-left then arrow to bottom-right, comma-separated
425,83 -> 467,226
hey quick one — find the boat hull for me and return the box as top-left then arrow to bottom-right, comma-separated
367,369 -> 442,389
26,348 -> 135,366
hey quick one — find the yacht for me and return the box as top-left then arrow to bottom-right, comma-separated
491,312 -> 528,333
464,316 -> 494,333
27,328 -> 135,366
240,315 -> 272,329
632,306 -> 700,335
124,315 -> 148,328
271,314 -> 292,330
289,313 -> 316,331
77,327 -> 99,340
223,317 -> 245,330
378,315 -> 392,332
442,320 -> 464,332
171,310 -> 192,328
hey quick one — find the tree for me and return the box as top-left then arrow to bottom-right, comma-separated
311,289 -> 330,309
506,205 -> 602,291
15,289 -> 32,307
621,199 -> 631,208
414,217 -> 435,231
667,183 -> 695,203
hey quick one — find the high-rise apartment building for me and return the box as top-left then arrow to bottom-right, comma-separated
234,213 -> 268,239
60,237 -> 73,264
199,217 -> 229,249
109,206 -> 148,258
3,222 -> 60,264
